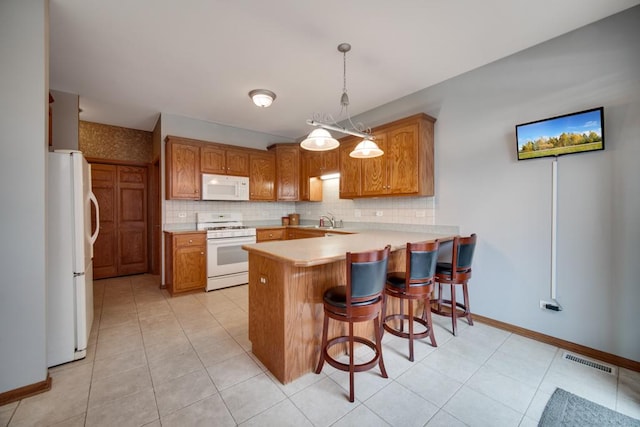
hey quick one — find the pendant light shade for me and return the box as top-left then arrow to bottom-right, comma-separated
300,128 -> 340,151
249,89 -> 276,107
349,139 -> 384,158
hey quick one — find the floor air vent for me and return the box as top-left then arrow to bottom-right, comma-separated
562,352 -> 617,375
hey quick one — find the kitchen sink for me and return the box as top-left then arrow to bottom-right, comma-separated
297,225 -> 335,229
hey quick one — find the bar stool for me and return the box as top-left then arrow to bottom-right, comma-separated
431,234 -> 477,336
315,245 -> 391,402
382,240 -> 439,362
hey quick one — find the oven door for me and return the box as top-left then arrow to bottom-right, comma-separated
207,235 -> 255,279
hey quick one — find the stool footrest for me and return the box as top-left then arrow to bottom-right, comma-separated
383,314 -> 432,340
323,336 -> 384,374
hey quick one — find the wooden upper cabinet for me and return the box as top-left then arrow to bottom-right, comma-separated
200,145 -> 225,174
201,145 -> 250,176
249,151 -> 276,201
226,148 -> 250,176
166,137 -> 201,200
339,113 -> 435,199
270,144 -> 300,201
360,131 -> 388,196
307,149 -> 339,177
338,136 -> 362,198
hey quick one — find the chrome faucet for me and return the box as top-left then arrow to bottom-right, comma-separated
320,214 -> 335,228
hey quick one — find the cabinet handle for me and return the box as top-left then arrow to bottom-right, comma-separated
201,252 -> 204,255
189,239 -> 193,243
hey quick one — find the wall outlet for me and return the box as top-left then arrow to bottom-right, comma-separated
178,212 -> 187,218
540,300 -> 561,311
375,211 -> 383,217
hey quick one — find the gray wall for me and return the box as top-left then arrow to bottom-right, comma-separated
50,89 -> 79,151
0,0 -> 49,393
352,6 -> 640,361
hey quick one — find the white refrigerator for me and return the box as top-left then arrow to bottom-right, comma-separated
47,150 -> 100,367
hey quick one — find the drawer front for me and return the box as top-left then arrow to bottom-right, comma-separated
257,228 -> 285,242
174,233 -> 206,247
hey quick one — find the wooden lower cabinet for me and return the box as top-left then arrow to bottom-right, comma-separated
164,231 -> 206,295
91,163 -> 148,279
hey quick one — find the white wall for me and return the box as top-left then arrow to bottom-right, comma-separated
0,0 -> 49,393
350,6 -> 640,361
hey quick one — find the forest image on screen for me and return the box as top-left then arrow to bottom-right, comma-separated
516,108 -> 603,160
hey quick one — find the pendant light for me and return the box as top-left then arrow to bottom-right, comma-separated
301,43 -> 383,159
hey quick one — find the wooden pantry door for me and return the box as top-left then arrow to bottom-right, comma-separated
91,162 -> 148,279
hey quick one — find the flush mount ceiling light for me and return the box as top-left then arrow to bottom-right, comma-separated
249,89 -> 276,107
301,43 -> 384,158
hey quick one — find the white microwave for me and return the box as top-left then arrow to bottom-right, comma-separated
201,173 -> 250,201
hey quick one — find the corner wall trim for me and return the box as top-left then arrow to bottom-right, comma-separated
0,374 -> 51,406
473,314 -> 640,373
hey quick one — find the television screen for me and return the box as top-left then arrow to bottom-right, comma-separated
516,107 -> 604,161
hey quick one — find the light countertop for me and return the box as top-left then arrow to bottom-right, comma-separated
242,230 -> 453,267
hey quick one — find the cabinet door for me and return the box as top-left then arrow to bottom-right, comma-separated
91,164 -> 118,279
201,145 -> 226,174
323,149 -> 339,174
226,148 -> 250,176
117,166 -> 148,275
338,137 -> 361,198
275,146 -> 299,201
167,140 -> 201,199
387,123 -> 420,195
249,152 -> 276,201
361,132 -> 388,196
307,151 -> 324,177
174,245 -> 206,292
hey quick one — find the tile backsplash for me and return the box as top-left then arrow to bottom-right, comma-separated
164,178 -> 440,229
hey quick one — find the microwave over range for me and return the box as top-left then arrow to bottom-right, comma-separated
201,173 -> 249,201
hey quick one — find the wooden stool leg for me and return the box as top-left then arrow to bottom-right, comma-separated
315,313 -> 329,374
399,299 -> 405,333
424,296 -> 437,347
373,315 -> 388,378
451,284 -> 458,336
408,299 -> 415,362
462,283 -> 474,325
381,293 -> 387,338
348,321 -> 355,402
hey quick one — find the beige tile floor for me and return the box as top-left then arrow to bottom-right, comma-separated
1,273 -> 639,426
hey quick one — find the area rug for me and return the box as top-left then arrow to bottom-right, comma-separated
539,388 -> 640,426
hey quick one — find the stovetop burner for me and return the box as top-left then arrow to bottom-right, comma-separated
205,226 -> 250,231
196,212 -> 256,239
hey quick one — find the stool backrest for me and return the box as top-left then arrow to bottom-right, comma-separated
452,234 -> 477,279
347,245 -> 391,305
406,240 -> 440,292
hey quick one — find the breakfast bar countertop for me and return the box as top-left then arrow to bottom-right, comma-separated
242,230 -> 454,267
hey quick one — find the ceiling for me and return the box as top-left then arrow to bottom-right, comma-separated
49,0 -> 640,140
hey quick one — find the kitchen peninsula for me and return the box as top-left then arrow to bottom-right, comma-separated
242,230 -> 454,383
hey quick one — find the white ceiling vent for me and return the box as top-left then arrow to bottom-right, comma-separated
562,352 -> 617,376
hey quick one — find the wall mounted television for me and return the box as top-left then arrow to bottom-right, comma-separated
516,107 -> 604,161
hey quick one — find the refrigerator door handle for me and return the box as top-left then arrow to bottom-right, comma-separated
89,191 -> 100,254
